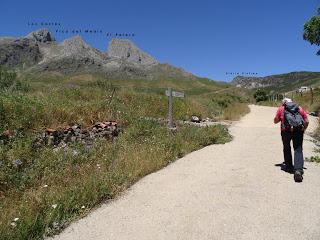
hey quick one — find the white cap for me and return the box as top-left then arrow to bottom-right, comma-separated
282,98 -> 292,104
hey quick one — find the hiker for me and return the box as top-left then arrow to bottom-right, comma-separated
274,98 -> 309,182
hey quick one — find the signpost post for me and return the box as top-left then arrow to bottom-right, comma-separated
165,88 -> 185,128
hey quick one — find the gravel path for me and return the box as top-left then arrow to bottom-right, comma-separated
52,105 -> 320,240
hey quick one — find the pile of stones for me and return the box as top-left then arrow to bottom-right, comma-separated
34,121 -> 119,148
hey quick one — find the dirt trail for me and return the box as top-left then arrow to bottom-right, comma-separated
52,105 -> 320,240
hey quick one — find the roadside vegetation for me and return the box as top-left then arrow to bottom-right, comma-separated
0,69 -> 250,239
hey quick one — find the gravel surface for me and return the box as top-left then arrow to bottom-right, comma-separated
51,105 -> 320,240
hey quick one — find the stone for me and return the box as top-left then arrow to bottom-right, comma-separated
0,37 -> 42,68
12,159 -> 23,167
108,38 -> 158,66
191,116 -> 201,123
34,121 -> 119,148
26,29 -> 55,43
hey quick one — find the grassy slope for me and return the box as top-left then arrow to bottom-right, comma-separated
0,73 -> 250,239
262,72 -> 320,93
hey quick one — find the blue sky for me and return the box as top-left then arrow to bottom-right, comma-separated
0,0 -> 319,81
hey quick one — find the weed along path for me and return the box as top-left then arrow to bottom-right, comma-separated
52,105 -> 320,240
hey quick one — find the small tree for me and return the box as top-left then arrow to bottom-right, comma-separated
254,89 -> 268,102
303,7 -> 320,55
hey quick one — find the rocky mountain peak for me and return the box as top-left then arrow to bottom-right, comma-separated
62,35 -> 90,50
108,38 -> 158,66
26,28 -> 55,43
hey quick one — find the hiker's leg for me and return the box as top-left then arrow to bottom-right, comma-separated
281,131 -> 293,167
293,130 -> 304,171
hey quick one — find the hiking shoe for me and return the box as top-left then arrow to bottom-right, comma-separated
282,164 -> 294,173
294,170 -> 303,182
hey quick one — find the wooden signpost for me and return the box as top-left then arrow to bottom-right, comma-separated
165,88 -> 185,128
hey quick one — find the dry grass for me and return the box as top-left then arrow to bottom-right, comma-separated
222,103 -> 250,121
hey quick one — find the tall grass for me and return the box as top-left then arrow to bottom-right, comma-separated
223,103 -> 250,120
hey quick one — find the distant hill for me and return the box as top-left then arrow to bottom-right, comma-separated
231,72 -> 320,92
0,29 -> 197,81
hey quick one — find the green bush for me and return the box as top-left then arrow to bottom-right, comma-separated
0,67 -> 29,92
254,89 -> 268,102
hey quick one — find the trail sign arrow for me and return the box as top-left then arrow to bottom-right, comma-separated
165,90 -> 185,98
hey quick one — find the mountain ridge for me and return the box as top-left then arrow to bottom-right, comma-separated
231,71 -> 320,92
0,29 -> 196,80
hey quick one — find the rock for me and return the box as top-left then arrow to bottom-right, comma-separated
33,121 -> 119,148
191,116 -> 201,123
12,159 -> 23,167
48,136 -> 54,145
108,38 -> 158,66
45,128 -> 56,134
0,37 -> 42,68
26,29 -> 55,43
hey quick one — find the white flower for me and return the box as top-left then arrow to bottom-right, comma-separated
13,218 -> 19,222
52,204 -> 57,209
72,150 -> 79,156
81,205 -> 85,209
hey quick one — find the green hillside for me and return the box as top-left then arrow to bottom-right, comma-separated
264,72 -> 320,93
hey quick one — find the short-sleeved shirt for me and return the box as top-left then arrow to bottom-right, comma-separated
275,105 -> 308,131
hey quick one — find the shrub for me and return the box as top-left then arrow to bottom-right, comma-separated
0,67 -> 29,92
254,89 -> 268,102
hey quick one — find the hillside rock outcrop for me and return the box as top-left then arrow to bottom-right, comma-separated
0,37 -> 42,68
26,29 -> 55,43
108,38 -> 158,66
